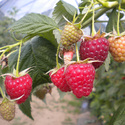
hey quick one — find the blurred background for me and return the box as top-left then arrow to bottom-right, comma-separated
0,0 -> 125,125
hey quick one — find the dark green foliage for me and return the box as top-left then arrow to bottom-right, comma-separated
8,37 -> 57,89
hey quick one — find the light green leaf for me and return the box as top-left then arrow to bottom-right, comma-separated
57,88 -> 66,99
10,13 -> 59,34
53,29 -> 61,44
52,0 -> 77,28
8,36 -> 57,89
19,97 -> 33,120
104,52 -> 110,71
62,1 -> 77,16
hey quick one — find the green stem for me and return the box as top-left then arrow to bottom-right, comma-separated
117,5 -> 121,36
92,1 -> 96,36
16,40 -> 22,77
56,42 -> 61,69
79,3 -> 93,24
88,5 -> 103,13
82,7 -> 109,28
75,43 -> 80,62
0,48 -> 8,60
0,87 -> 4,98
95,20 -> 108,23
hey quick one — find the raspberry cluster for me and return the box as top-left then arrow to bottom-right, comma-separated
50,63 -> 95,98
50,22 -> 110,98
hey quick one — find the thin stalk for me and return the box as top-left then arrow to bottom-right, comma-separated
0,48 -> 9,60
75,43 -> 80,62
82,7 -> 110,28
0,87 -> 4,98
56,42 -> 61,69
16,41 -> 22,77
79,3 -> 93,24
117,5 -> 121,36
88,5 -> 103,13
92,1 -> 96,36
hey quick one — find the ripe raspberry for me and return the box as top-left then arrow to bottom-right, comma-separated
49,67 -> 71,92
80,37 -> 109,68
0,98 -> 15,121
65,63 -> 95,98
108,36 -> 125,62
5,74 -> 32,104
61,23 -> 83,46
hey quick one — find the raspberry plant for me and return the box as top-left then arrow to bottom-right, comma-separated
0,0 -> 125,124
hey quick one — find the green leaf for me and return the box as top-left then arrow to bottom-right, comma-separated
39,30 -> 57,47
106,8 -> 124,33
109,103 -> 125,125
79,0 -> 90,13
118,0 -> 122,4
106,8 -> 117,32
8,36 -> 57,89
57,88 -> 66,99
10,13 -> 59,34
62,1 -> 77,16
19,97 -> 33,120
52,0 -> 77,27
53,29 -> 61,44
104,52 -> 110,71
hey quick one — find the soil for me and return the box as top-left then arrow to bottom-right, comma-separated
0,87 -> 101,125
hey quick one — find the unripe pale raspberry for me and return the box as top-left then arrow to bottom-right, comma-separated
0,98 -> 15,121
61,23 -> 83,46
108,36 -> 125,62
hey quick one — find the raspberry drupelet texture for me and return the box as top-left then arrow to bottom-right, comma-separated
108,36 -> 125,62
50,67 -> 71,92
0,99 -> 15,121
5,74 -> 32,104
80,37 -> 109,69
61,23 -> 83,46
65,63 -> 95,98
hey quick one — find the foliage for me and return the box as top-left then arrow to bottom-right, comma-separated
89,60 -> 125,124
0,16 -> 21,47
0,0 -> 125,124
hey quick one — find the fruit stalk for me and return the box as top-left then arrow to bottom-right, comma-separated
117,4 -> 121,36
75,43 -> 80,62
79,2 -> 93,25
16,40 -> 22,77
82,7 -> 109,28
56,42 -> 61,69
0,87 -> 4,98
92,0 -> 96,36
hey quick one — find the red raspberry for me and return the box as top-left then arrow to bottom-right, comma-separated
79,37 -> 109,68
5,74 -> 32,104
49,67 -> 71,92
65,63 -> 95,98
